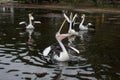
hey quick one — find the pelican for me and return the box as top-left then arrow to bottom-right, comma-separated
64,12 -> 83,45
54,32 -> 70,61
19,13 -> 41,29
43,19 -> 80,61
64,13 -> 78,36
43,32 -> 80,61
79,14 -> 93,31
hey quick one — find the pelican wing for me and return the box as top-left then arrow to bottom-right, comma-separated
19,21 -> 26,25
43,46 -> 52,56
69,46 -> 80,54
72,14 -> 77,22
63,13 -> 70,22
34,21 -> 41,24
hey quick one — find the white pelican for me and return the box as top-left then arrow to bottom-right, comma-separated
53,32 -> 70,61
43,19 -> 80,61
19,13 -> 41,29
43,32 -> 80,61
64,12 -> 78,36
64,12 -> 83,45
79,14 -> 93,31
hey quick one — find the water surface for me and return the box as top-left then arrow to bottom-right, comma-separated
0,7 -> 120,80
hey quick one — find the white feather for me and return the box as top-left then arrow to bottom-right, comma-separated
64,13 -> 70,22
69,46 -> 80,54
34,21 -> 41,24
43,46 -> 52,56
72,14 -> 78,22
19,21 -> 26,25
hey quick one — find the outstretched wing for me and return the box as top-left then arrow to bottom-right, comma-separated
34,21 -> 41,24
63,13 -> 70,22
19,21 -> 26,25
43,46 -> 52,56
69,46 -> 80,54
72,13 -> 78,22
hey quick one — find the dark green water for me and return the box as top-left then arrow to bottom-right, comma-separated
0,7 -> 120,80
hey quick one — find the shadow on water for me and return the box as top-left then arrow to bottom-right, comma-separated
0,7 -> 120,80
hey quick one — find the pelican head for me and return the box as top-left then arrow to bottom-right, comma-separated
29,13 -> 34,20
81,14 -> 85,18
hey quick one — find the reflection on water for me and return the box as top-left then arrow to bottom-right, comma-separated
0,5 -> 14,24
0,8 -> 120,80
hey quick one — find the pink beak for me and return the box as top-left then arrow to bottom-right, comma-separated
57,33 -> 72,41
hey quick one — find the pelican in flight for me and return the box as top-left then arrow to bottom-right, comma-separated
19,13 -> 41,29
79,14 -> 93,31
43,19 -> 80,61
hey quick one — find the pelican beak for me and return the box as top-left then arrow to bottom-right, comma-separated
57,33 -> 71,41
70,12 -> 73,20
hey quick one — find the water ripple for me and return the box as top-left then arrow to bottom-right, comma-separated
0,11 -> 120,80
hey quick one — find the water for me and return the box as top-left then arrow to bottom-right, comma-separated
0,7 -> 120,80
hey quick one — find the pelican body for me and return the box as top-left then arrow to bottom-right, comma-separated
53,32 -> 70,61
43,32 -> 79,61
19,13 -> 41,29
79,14 -> 92,30
26,14 -> 34,29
